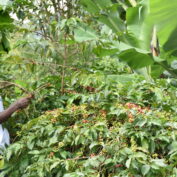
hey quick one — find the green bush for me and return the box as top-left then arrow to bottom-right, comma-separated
2,79 -> 177,176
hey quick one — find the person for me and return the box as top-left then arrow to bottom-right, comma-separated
0,95 -> 33,123
0,95 -> 32,152
0,96 -> 9,153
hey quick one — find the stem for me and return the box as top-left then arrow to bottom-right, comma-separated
158,62 -> 177,78
0,81 -> 29,94
61,35 -> 67,94
26,59 -> 78,70
128,0 -> 137,7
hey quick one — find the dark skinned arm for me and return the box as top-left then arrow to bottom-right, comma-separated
0,95 -> 33,123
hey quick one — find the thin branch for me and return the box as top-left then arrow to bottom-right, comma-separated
128,0 -> 137,7
66,156 -> 89,161
61,35 -> 67,94
35,31 -> 54,41
26,59 -> 79,71
0,81 -> 29,94
34,83 -> 52,94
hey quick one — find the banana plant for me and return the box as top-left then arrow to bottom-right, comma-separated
79,0 -> 177,79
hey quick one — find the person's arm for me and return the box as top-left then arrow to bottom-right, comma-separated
0,95 -> 33,123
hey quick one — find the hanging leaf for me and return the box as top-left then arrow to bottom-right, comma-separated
99,5 -> 125,33
125,158 -> 132,168
0,11 -> 13,30
118,48 -> 154,69
74,23 -> 98,42
80,0 -> 112,14
1,32 -> 10,53
141,165 -> 150,176
93,45 -> 118,57
150,0 -> 177,48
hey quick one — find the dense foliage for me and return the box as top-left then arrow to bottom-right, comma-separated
1,61 -> 177,177
0,0 -> 177,177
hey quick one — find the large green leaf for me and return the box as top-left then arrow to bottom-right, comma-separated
126,1 -> 152,51
151,64 -> 164,78
80,0 -> 100,14
163,26 -> 177,54
141,165 -> 150,176
1,31 -> 10,53
126,5 -> 146,39
99,5 -> 125,33
113,41 -> 149,54
80,0 -> 125,34
80,0 -> 112,14
106,74 -> 139,84
74,23 -> 98,42
79,0 -> 177,78
127,0 -> 177,52
118,48 -> 154,69
0,11 -> 13,30
93,45 -> 119,57
150,0 -> 177,48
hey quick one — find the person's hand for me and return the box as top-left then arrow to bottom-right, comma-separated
16,95 -> 34,109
